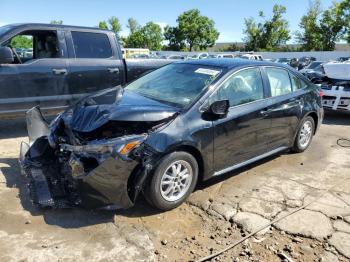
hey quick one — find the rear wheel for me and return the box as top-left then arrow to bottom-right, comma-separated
144,151 -> 198,211
292,116 -> 315,153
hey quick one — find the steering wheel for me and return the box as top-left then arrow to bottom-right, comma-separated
8,45 -> 22,64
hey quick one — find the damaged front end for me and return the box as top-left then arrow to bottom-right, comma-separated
19,88 -> 177,209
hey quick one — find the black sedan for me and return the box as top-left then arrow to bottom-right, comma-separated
20,59 -> 324,211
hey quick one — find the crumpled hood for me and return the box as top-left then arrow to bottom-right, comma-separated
67,89 -> 179,133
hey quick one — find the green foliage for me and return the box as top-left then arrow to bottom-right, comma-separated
10,35 -> 32,49
164,25 -> 186,51
243,4 -> 290,51
50,20 -> 63,25
296,0 -> 349,51
98,16 -> 122,37
127,18 -> 140,34
98,21 -> 108,30
124,21 -> 163,50
164,9 -> 219,51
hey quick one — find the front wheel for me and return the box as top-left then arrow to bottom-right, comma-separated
144,151 -> 198,211
292,116 -> 315,153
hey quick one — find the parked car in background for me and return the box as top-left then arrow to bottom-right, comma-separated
0,23 -> 173,118
188,52 -> 209,59
208,53 -> 235,59
160,54 -> 187,60
298,56 -> 316,70
336,56 -> 350,62
240,54 -> 263,60
300,61 -> 324,75
275,57 -> 290,64
20,59 -> 323,211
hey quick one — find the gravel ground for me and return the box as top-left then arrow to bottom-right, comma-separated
0,111 -> 349,262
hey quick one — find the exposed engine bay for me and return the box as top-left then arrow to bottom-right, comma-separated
19,87 -> 178,209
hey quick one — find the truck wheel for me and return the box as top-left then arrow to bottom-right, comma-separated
144,151 -> 198,211
292,116 -> 315,153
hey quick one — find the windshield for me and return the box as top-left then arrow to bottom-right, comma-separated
306,62 -> 322,69
126,63 -> 222,108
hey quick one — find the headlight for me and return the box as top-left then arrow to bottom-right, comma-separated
60,134 -> 148,157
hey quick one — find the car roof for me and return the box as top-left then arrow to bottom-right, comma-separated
4,23 -> 111,33
178,58 -> 285,70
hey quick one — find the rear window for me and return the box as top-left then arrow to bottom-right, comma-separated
266,67 -> 292,97
290,73 -> 308,90
71,31 -> 112,58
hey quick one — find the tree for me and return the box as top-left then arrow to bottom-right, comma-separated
98,16 -> 122,37
295,0 -> 323,51
50,20 -> 63,25
163,25 -> 186,51
339,0 -> 350,43
98,21 -> 108,30
243,4 -> 290,51
124,22 -> 163,50
127,18 -> 140,34
164,9 -> 219,51
319,2 -> 346,50
296,0 -> 347,51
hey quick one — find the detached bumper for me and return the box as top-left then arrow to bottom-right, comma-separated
19,108 -> 147,209
322,86 -> 350,111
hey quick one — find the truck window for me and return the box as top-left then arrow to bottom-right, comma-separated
71,32 -> 112,59
3,30 -> 59,63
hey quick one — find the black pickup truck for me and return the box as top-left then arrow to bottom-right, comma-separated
0,23 -> 172,118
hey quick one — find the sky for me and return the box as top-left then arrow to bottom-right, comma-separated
0,0 -> 335,43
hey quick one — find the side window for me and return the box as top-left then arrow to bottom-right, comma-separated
266,67 -> 292,97
290,73 -> 308,90
216,68 -> 264,107
71,32 -> 112,58
10,35 -> 33,60
5,30 -> 59,63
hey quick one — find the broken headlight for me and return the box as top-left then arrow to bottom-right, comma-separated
60,134 -> 148,158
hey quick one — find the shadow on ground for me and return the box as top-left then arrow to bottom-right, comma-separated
323,110 -> 350,126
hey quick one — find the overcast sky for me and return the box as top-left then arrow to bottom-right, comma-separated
0,0 -> 335,43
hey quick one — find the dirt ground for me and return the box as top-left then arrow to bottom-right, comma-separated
0,111 -> 349,262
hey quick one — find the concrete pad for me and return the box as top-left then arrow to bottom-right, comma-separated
275,209 -> 333,240
232,212 -> 270,235
239,197 -> 284,219
306,192 -> 350,218
266,177 -> 311,200
329,232 -> 350,259
249,186 -> 285,203
319,251 -> 339,262
333,220 -> 350,234
210,202 -> 237,221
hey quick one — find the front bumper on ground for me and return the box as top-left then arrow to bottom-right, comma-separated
19,107 -> 149,209
322,86 -> 350,111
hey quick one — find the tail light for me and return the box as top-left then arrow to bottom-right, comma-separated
319,90 -> 324,97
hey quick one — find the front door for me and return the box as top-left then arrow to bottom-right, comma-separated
0,29 -> 69,115
211,67 -> 271,173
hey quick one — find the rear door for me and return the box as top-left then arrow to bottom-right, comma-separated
262,67 -> 303,149
66,30 -> 125,101
211,67 -> 271,173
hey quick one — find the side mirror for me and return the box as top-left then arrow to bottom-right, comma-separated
209,100 -> 229,117
0,47 -> 14,64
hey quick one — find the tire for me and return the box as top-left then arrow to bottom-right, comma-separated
292,116 -> 315,153
144,151 -> 198,211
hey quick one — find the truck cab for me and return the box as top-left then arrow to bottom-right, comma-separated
0,23 -> 171,118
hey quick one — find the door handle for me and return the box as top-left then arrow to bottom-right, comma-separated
52,68 -> 67,75
260,109 -> 272,116
108,68 -> 120,74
